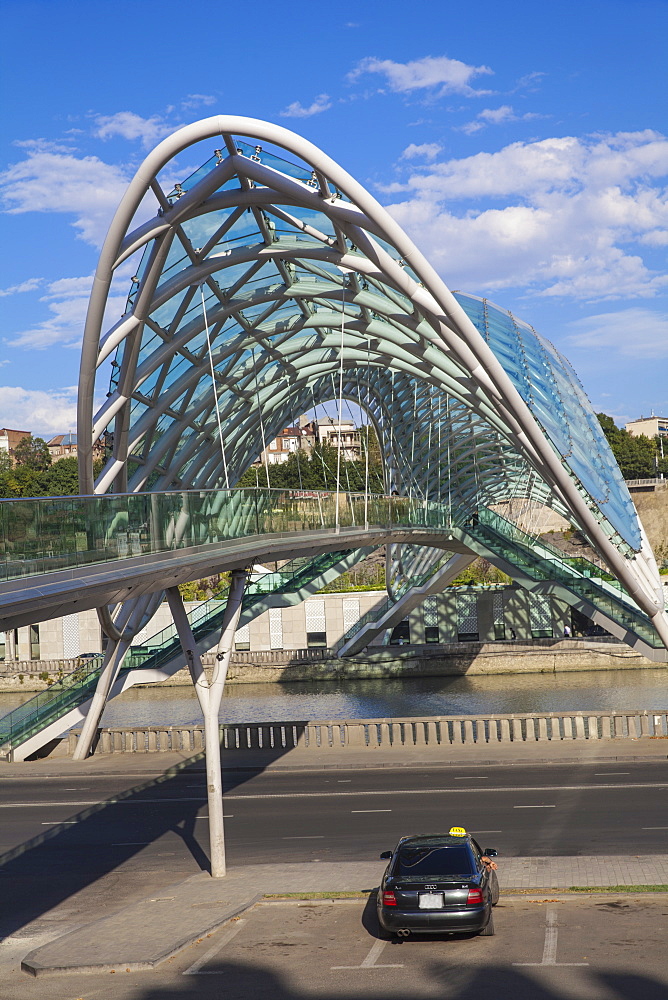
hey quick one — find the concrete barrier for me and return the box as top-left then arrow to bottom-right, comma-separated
55,708 -> 668,756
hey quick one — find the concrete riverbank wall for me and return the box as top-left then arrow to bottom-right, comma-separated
1,638 -> 665,693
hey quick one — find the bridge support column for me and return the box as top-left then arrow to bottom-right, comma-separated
166,569 -> 247,878
72,638 -> 131,760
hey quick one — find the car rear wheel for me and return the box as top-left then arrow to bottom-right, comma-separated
479,912 -> 495,936
490,871 -> 500,906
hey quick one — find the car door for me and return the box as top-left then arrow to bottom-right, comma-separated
470,838 -> 490,896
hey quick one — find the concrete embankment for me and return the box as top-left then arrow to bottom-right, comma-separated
1,638 -> 665,693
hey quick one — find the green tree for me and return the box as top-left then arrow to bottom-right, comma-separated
42,456 -> 80,496
597,413 -> 659,479
13,435 -> 52,471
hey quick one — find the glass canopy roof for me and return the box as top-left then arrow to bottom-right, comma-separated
79,117 -> 652,586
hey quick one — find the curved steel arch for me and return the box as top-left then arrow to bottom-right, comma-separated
77,115 -> 668,646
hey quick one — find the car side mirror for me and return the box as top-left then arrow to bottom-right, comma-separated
483,848 -> 498,857
379,851 -> 392,860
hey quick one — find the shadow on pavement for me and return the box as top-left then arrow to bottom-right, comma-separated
132,961 -> 668,1000
0,736 -> 300,941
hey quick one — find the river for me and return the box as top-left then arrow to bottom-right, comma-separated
1,667 -> 667,727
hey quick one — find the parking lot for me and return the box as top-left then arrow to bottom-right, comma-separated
3,894 -> 667,1000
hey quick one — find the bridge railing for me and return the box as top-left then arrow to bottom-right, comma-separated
0,487 -> 454,585
50,709 -> 668,756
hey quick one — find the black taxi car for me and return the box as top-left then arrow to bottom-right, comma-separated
376,828 -> 499,937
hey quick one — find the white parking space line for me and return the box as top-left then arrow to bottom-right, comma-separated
332,939 -> 403,970
283,836 -> 325,840
514,804 -> 555,809
182,919 -> 246,975
351,809 -> 392,813
514,908 -> 588,967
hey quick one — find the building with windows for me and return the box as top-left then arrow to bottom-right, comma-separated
315,417 -> 361,461
626,416 -> 668,439
0,428 -> 30,462
47,432 -> 78,459
1,586 -> 576,663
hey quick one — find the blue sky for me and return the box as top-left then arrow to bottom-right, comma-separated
1,0 -> 666,437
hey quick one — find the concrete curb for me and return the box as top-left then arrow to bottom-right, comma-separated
21,891 -> 262,978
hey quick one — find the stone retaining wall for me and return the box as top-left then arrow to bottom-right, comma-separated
1,639 -> 664,692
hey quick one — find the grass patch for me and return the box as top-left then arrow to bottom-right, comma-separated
262,891 -> 371,900
568,884 -> 668,893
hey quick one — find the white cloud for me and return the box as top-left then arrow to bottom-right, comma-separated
0,386 -> 78,437
460,104 -> 544,134
566,308 -> 668,358
349,55 -> 493,97
400,142 -> 443,161
280,94 -> 332,118
0,148 -> 130,245
180,94 -> 216,110
0,277 -> 43,297
384,129 -> 668,299
6,274 -> 127,350
93,111 -> 174,146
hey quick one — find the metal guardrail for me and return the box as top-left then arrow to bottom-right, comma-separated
55,710 -> 668,755
625,478 -> 667,490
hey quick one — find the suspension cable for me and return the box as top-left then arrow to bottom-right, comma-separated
335,271 -> 348,531
251,346 -> 271,490
200,283 -> 230,490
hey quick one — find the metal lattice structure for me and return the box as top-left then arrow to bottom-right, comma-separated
77,115 -> 667,648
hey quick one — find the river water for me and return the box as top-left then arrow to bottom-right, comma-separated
2,667 -> 667,727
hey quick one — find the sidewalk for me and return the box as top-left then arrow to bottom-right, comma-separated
9,733 -> 668,779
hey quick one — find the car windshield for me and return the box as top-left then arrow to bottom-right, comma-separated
394,845 -> 475,877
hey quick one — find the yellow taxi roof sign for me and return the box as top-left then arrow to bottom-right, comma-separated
449,826 -> 467,837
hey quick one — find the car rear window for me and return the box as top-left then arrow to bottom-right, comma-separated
394,845 -> 475,877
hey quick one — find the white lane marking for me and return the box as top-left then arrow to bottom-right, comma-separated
332,939 -> 403,969
2,779 -> 668,811
642,826 -> 668,830
594,772 -> 629,776
454,776 -> 488,779
220,780 -> 668,799
283,836 -> 325,840
351,809 -> 392,813
40,821 -> 77,825
338,780 -> 352,783
514,805 -> 555,809
183,919 -> 246,975
514,907 -> 589,967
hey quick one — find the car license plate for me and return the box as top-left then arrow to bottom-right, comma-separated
419,892 -> 443,909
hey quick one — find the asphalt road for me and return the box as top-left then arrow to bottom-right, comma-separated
2,758 -> 668,872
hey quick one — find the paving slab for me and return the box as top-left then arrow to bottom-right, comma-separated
20,853 -> 668,977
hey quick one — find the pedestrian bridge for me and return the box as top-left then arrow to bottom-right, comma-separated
1,113 -> 667,763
